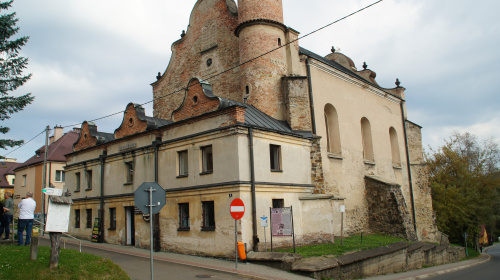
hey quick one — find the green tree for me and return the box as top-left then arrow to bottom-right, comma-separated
426,132 -> 500,244
0,0 -> 34,152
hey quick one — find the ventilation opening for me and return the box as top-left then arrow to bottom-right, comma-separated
245,85 -> 249,95
278,38 -> 282,46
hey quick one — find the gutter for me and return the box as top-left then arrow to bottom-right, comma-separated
400,101 -> 418,235
306,59 -> 317,135
99,150 -> 107,243
248,128 -> 259,251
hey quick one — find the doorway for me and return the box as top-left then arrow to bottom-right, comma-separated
125,206 -> 135,246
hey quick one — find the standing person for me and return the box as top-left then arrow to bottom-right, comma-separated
1,191 -> 14,240
17,192 -> 36,246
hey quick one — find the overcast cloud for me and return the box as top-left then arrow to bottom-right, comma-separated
2,0 -> 499,162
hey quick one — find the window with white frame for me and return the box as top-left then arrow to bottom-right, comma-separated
22,174 -> 26,186
201,145 -> 213,174
270,144 -> 282,171
55,170 -> 65,182
178,150 -> 188,177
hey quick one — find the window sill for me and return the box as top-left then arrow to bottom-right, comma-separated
327,153 -> 343,160
393,165 -> 402,170
74,190 -> 80,193
176,175 -> 188,179
201,226 -> 215,231
177,227 -> 190,231
271,169 -> 283,173
364,160 -> 376,166
199,171 -> 213,176
85,188 -> 92,191
123,182 -> 133,186
108,227 -> 116,230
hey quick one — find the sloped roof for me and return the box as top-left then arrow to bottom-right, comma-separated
15,130 -> 80,170
299,47 -> 401,99
0,161 -> 22,188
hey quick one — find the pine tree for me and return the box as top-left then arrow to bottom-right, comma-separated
0,0 -> 34,151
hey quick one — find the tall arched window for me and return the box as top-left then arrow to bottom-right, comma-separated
324,104 -> 341,155
389,127 -> 401,166
361,117 -> 374,162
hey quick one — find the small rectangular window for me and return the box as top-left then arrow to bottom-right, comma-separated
125,162 -> 134,184
86,170 -> 92,190
75,172 -> 81,192
109,208 -> 116,230
202,201 -> 215,230
201,145 -> 213,174
55,170 -> 65,182
178,203 -> 190,230
75,209 -> 80,228
270,144 -> 282,171
22,174 -> 27,186
178,150 -> 188,177
86,209 -> 92,228
272,199 -> 284,208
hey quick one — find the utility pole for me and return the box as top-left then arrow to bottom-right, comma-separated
41,125 -> 49,235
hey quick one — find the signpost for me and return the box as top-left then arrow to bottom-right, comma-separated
261,216 -> 268,251
134,182 -> 166,280
340,205 -> 345,246
230,198 -> 245,269
42,188 -> 63,197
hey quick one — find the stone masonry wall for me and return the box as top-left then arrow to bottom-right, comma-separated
365,175 -> 417,241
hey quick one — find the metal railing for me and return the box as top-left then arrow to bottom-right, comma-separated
7,216 -> 83,252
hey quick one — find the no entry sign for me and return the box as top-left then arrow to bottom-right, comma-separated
230,198 -> 245,220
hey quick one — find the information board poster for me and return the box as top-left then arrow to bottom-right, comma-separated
91,218 -> 102,243
45,200 -> 71,232
271,207 -> 292,237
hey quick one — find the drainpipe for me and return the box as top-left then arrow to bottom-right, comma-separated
153,138 -> 161,183
306,59 -> 317,135
99,150 -> 107,243
152,137 -> 161,252
248,128 -> 259,251
400,101 -> 418,236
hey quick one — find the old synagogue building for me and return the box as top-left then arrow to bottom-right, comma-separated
65,0 -> 437,257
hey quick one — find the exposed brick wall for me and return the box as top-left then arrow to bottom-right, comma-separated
237,0 -> 284,24
152,0 -> 240,120
365,176 -> 417,241
114,103 -> 149,139
73,121 -> 99,152
172,79 -> 221,122
282,76 -> 312,131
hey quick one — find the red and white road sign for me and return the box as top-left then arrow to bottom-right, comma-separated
230,198 -> 245,220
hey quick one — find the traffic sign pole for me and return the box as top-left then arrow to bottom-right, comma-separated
230,198 -> 245,270
148,187 -> 154,280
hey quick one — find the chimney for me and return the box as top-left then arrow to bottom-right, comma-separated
50,126 -> 64,144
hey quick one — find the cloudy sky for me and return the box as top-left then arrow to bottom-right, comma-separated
2,0 -> 499,162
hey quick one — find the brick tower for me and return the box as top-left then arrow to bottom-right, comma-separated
236,0 -> 288,120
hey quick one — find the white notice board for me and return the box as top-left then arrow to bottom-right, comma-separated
45,200 -> 71,232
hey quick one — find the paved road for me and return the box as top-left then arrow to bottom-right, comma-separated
39,238 -> 254,280
426,245 -> 500,280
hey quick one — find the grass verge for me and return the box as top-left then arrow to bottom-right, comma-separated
0,244 -> 129,280
275,234 -> 407,258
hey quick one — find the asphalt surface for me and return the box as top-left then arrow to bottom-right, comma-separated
426,245 -> 500,280
36,236 -> 312,280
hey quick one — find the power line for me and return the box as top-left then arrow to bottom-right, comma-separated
3,0 -> 385,158
1,128 -> 46,158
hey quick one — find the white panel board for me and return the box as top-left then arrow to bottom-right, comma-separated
45,200 -> 71,232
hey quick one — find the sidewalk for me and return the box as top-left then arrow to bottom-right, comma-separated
365,249 -> 492,280
41,236 -> 313,280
